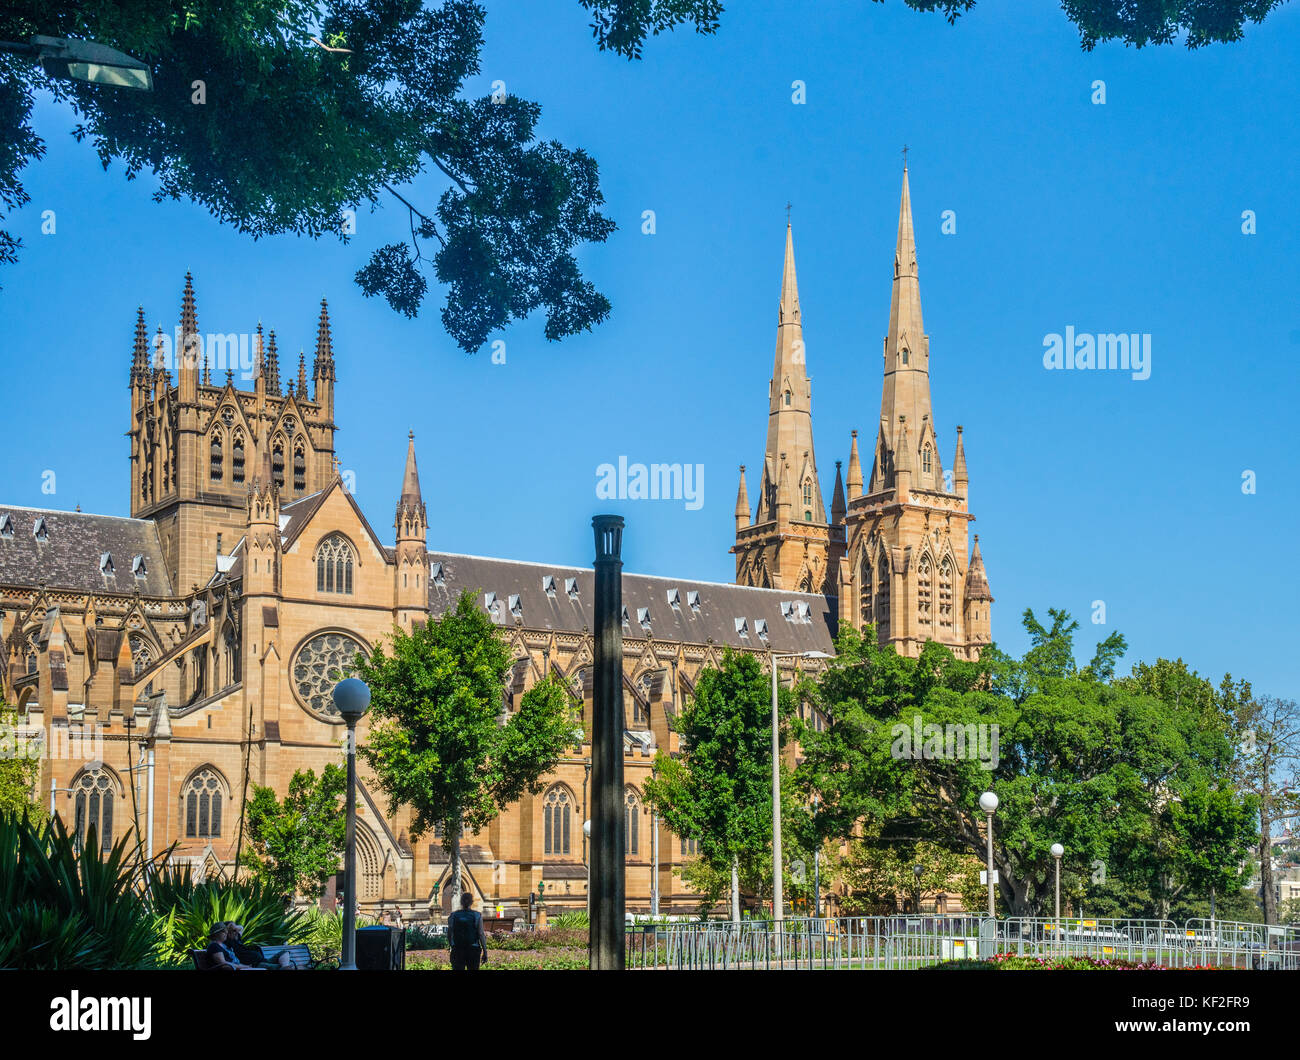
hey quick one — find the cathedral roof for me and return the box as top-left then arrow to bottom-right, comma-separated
426,551 -> 837,654
0,505 -> 173,597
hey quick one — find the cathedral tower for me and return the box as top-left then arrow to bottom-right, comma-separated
128,277 -> 339,592
732,222 -> 844,593
838,167 -> 993,659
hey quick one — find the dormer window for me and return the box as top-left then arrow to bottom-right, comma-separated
0,514 -> 12,538
484,591 -> 498,610
734,617 -> 749,639
797,601 -> 811,622
431,561 -> 445,587
33,517 -> 48,542
637,607 -> 651,632
667,588 -> 681,609
542,575 -> 557,595
781,601 -> 795,621
132,555 -> 147,578
565,577 -> 579,601
686,590 -> 701,613
99,552 -> 114,575
508,594 -> 523,619
756,618 -> 769,642
620,606 -> 630,627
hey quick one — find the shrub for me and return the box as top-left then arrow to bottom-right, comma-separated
0,813 -> 162,969
147,864 -> 309,966
550,910 -> 589,930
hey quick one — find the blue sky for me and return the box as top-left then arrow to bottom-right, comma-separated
2,2 -> 1297,696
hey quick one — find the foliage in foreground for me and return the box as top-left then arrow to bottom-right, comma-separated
0,813 -> 162,970
149,864 -> 308,965
934,952 -> 1217,971
244,764 -> 347,901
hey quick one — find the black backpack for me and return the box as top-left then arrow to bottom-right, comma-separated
449,910 -> 479,947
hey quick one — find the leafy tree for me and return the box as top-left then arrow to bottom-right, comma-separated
578,0 -> 1287,54
1235,694 -> 1300,923
244,764 -> 347,901
643,648 -> 794,920
354,591 -> 576,910
1,0 -> 619,350
834,828 -> 984,916
0,707 -> 44,822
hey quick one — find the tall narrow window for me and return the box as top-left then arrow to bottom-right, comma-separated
272,443 -> 285,489
859,552 -> 873,630
938,557 -> 954,630
232,434 -> 245,483
922,446 -> 932,474
875,552 -> 891,641
624,788 -> 641,857
783,390 -> 791,406
72,768 -> 115,853
543,786 -> 572,856
315,535 -> 355,595
184,768 -> 224,838
917,554 -> 933,626
209,432 -> 223,482
680,835 -> 698,856
293,445 -> 306,492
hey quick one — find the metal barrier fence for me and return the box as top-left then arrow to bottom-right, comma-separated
625,916 -> 1300,970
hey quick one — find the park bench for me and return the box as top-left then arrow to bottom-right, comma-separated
188,943 -> 326,970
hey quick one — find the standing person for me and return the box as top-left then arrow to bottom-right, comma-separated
447,893 -> 488,971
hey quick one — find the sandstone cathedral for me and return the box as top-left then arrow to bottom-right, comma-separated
0,169 -> 991,919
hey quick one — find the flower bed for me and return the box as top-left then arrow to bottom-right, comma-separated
407,947 -> 587,970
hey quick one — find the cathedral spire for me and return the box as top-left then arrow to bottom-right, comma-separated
953,424 -> 968,498
846,430 -> 863,498
756,221 -> 825,524
880,166 -> 933,460
265,329 -> 281,395
132,305 -> 148,385
965,534 -> 992,601
734,465 -> 750,531
297,349 -> 308,398
312,298 -> 335,414
831,460 -> 846,523
399,430 -> 422,506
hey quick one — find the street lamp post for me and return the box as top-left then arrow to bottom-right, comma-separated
913,863 -> 923,914
768,649 -> 832,925
332,677 -> 371,971
583,819 -> 592,916
979,791 -> 998,918
0,36 -> 153,90
1050,843 -> 1064,922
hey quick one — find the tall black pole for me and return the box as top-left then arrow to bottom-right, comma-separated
591,515 -> 625,970
340,715 -> 359,970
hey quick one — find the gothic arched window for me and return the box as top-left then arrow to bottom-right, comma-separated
272,439 -> 285,489
802,480 -> 812,506
901,349 -> 909,365
922,445 -> 932,474
209,431 -> 223,483
543,785 -> 572,856
859,552 -> 873,630
293,444 -> 307,492
625,788 -> 642,857
232,434 -> 245,484
917,554 -> 933,626
184,767 -> 225,838
72,767 -> 116,853
938,557 -> 954,630
129,634 -> 153,678
315,535 -> 354,594
875,552 -> 891,641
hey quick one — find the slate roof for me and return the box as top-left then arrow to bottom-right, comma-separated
0,504 -> 173,596
426,551 -> 837,654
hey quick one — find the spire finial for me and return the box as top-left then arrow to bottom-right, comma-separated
902,144 -> 909,169
785,201 -> 792,224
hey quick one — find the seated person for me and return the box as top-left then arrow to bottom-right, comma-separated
203,923 -> 264,971
225,922 -> 299,969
